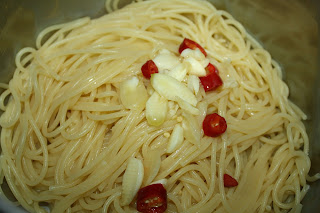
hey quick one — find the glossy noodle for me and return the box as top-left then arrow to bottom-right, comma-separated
0,0 -> 319,212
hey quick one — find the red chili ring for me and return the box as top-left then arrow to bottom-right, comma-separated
137,184 -> 167,213
202,113 -> 227,137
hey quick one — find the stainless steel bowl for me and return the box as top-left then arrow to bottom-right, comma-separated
0,0 -> 319,212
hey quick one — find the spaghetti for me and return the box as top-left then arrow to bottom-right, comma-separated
0,0 -> 318,212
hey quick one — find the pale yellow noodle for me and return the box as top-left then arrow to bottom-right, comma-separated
0,0 -> 319,212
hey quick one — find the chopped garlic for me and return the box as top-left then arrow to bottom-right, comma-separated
176,116 -> 183,122
120,77 -> 148,110
167,124 -> 184,153
121,157 -> 144,206
164,132 -> 170,138
153,49 -> 180,73
146,92 -> 168,126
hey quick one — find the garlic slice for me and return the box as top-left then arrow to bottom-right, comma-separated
185,57 -> 207,76
153,49 -> 180,72
187,75 -> 200,95
167,124 -> 184,153
176,96 -> 199,115
143,150 -> 161,185
151,73 -> 197,106
181,48 -> 209,77
121,157 -> 144,206
182,112 -> 201,146
197,101 -> 208,126
167,63 -> 187,82
146,91 -> 168,126
120,76 -> 148,110
181,48 -> 206,61
167,101 -> 179,118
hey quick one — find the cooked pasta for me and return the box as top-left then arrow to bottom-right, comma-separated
0,0 -> 319,212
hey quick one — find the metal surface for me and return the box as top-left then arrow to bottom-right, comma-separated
0,0 -> 319,212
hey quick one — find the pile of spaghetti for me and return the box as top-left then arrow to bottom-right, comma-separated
0,0 -> 318,212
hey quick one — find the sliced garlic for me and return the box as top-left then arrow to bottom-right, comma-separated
181,48 -> 206,61
182,112 -> 201,147
181,48 -> 209,76
151,73 -> 197,106
167,63 -> 187,82
184,57 -> 206,76
143,151 -> 161,185
197,101 -> 208,126
146,83 -> 155,96
167,124 -> 184,153
146,91 -> 168,126
153,49 -> 180,73
120,76 -> 148,110
201,58 -> 210,68
187,75 -> 200,95
121,157 -> 144,206
176,96 -> 199,115
167,101 -> 179,118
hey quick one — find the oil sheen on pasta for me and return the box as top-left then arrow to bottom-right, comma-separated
0,0 -> 318,212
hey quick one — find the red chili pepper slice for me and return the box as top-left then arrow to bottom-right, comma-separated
178,38 -> 207,57
224,174 -> 238,187
205,62 -> 219,74
202,113 -> 227,137
141,60 -> 159,79
199,63 -> 223,92
137,184 -> 167,213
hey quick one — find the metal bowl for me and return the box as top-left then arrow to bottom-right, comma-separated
0,0 -> 319,212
